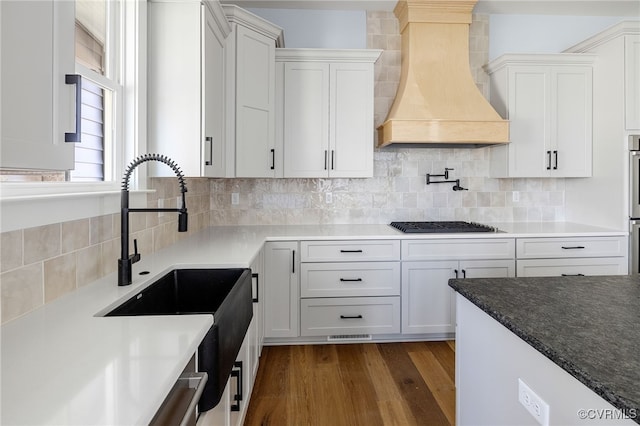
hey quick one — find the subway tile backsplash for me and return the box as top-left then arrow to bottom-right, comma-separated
0,12 -> 565,324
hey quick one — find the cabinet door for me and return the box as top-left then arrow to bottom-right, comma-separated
264,241 -> 299,338
1,0 -> 75,170
505,66 -> 549,177
552,67 -> 592,177
458,259 -> 516,279
626,35 -> 640,130
402,260 -> 457,335
249,249 -> 264,378
282,62 -> 330,178
330,63 -> 374,177
234,26 -> 276,178
203,3 -> 229,177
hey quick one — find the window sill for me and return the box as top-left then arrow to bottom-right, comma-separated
0,184 -> 152,232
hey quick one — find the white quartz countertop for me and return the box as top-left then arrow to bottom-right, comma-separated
1,222 -> 627,425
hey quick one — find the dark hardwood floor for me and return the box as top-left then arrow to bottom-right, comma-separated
244,341 -> 455,426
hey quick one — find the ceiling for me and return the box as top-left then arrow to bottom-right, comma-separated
223,0 -> 640,16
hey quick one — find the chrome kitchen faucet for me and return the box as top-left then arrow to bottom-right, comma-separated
118,154 -> 188,286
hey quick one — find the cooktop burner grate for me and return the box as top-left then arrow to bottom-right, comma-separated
389,221 -> 498,233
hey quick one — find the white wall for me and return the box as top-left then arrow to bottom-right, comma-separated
488,15 -> 628,59
248,8 -> 366,48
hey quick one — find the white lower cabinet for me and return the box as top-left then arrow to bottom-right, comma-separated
515,236 -> 628,277
263,241 -> 299,338
401,239 -> 516,336
402,259 -> 515,335
298,240 -> 401,339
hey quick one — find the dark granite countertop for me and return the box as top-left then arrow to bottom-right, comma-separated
449,275 -> 640,423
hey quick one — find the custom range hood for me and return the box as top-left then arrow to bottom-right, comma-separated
377,0 -> 509,147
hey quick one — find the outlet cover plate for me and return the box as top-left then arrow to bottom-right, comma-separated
518,379 -> 550,426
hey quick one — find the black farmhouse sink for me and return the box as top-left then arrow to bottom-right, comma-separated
106,268 -> 253,412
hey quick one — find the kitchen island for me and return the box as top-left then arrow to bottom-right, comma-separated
449,275 -> 639,425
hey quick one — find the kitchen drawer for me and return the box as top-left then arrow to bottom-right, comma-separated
516,236 -> 627,259
402,238 -> 515,261
517,257 -> 628,277
300,297 -> 400,336
300,262 -> 400,298
300,240 -> 400,262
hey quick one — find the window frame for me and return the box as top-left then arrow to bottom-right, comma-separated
0,0 -> 147,231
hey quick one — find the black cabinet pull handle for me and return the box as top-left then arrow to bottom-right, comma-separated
340,315 -> 363,319
561,246 -> 585,249
339,278 -> 363,282
331,150 -> 335,170
324,150 -> 328,170
270,149 -> 275,170
65,74 -> 82,142
553,150 -> 558,170
230,361 -> 243,412
292,250 -> 295,274
454,269 -> 459,279
561,273 -> 585,276
340,249 -> 363,253
205,136 -> 213,165
546,150 -> 551,170
252,272 -> 259,303
462,269 -> 466,279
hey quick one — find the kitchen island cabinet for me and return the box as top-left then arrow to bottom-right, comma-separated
486,54 -> 595,178
450,275 -> 639,425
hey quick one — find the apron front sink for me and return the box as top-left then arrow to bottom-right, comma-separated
105,268 -> 253,412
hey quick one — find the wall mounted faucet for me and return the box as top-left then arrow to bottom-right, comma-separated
118,154 -> 188,286
426,168 -> 468,191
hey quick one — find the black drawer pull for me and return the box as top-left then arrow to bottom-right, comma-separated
561,273 -> 585,276
340,315 -> 363,319
252,272 -> 259,303
340,249 -> 363,253
340,278 -> 363,282
561,246 -> 585,249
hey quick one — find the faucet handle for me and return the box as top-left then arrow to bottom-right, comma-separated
131,239 -> 141,264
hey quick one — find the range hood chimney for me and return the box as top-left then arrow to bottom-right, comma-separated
377,0 -> 509,147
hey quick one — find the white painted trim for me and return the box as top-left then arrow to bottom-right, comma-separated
0,190 -> 150,232
275,48 -> 382,63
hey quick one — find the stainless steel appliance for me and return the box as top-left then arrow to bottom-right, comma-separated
629,135 -> 640,273
390,221 -> 500,233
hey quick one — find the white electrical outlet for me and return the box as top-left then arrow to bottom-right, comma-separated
326,192 -> 333,204
513,191 -> 520,202
518,379 -> 550,426
231,193 -> 239,205
176,196 -> 182,209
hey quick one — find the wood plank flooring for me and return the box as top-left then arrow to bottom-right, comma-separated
244,341 -> 455,426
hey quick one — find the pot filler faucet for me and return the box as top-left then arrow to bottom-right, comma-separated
119,154 -> 188,286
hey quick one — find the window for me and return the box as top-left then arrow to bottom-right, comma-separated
1,0 -> 125,185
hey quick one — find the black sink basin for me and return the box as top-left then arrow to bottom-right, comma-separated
105,268 -> 253,412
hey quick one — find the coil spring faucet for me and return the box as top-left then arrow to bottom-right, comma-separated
119,154 -> 188,286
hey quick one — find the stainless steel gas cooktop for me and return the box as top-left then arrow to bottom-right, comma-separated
389,221 -> 500,233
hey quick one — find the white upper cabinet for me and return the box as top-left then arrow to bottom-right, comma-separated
223,5 -> 283,178
625,35 -> 640,130
147,0 -> 230,177
276,49 -> 382,178
486,54 -> 595,178
1,0 -> 76,171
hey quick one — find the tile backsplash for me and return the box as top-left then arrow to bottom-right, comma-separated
207,12 -> 565,226
0,12 -> 565,324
